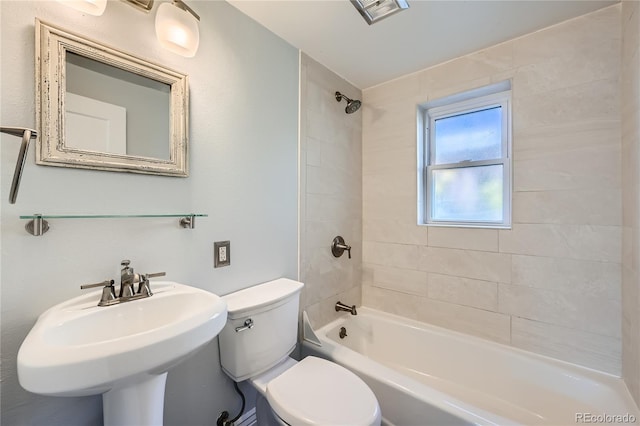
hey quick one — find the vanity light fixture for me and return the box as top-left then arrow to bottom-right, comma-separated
351,0 -> 409,25
155,0 -> 200,57
123,0 -> 154,12
55,0 -> 107,16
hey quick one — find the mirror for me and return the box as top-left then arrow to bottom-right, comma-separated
35,19 -> 189,177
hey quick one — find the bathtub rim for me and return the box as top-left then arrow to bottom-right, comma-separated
317,306 -> 625,380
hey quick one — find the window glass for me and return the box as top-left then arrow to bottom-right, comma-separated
433,106 -> 502,165
431,165 -> 504,222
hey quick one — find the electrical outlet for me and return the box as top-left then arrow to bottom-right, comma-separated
214,241 -> 230,268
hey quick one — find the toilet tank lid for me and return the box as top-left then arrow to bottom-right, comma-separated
223,278 -> 304,318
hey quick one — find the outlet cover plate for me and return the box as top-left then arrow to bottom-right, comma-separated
214,241 -> 230,268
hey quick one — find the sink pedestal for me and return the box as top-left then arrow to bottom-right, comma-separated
103,373 -> 167,426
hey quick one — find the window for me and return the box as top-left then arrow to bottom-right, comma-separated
418,82 -> 512,228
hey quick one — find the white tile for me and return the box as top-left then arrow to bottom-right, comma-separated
307,165 -> 355,196
511,317 -> 621,376
372,265 -> 428,296
513,120 -> 619,158
419,298 -> 511,344
363,171 -> 416,199
307,110 -> 360,146
363,146 -> 416,176
427,273 -> 498,311
303,284 -> 362,329
320,138 -> 361,174
512,26 -> 619,99
362,99 -> 417,153
513,144 -> 621,192
362,195 -> 416,223
511,255 -> 621,300
421,42 -> 514,95
306,138 -> 322,167
305,220 -> 359,251
307,194 -> 361,223
418,246 -> 511,283
362,262 -> 375,283
513,189 -> 621,226
513,78 -> 619,132
499,224 -> 621,263
513,5 -> 621,68
498,283 -> 621,338
362,286 -> 422,322
363,218 -> 429,246
427,227 -> 498,252
425,77 -> 492,103
363,241 -> 419,270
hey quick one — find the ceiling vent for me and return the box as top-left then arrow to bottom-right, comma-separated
350,0 -> 409,25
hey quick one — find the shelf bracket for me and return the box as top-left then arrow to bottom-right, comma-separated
180,214 -> 196,229
25,214 -> 50,236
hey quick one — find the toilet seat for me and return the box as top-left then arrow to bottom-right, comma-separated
266,356 -> 381,426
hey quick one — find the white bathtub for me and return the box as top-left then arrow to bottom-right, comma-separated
301,307 -> 639,426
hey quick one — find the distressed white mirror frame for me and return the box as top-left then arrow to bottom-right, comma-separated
35,19 -> 189,177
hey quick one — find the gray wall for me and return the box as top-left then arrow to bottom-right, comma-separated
299,53 -> 362,328
0,1 -> 298,425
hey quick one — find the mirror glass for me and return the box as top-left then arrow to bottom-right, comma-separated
36,20 -> 189,177
65,52 -> 171,159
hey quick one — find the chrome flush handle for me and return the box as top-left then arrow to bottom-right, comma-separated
235,319 -> 254,332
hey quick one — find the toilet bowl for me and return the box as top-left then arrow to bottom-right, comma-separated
218,278 -> 381,426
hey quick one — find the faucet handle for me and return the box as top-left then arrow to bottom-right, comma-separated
80,279 -> 115,290
146,272 -> 166,279
121,259 -> 131,268
81,280 -> 117,306
136,272 -> 165,296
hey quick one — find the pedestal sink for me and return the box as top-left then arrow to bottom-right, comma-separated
17,282 -> 227,426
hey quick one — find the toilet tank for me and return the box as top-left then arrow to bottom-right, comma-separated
219,278 -> 304,382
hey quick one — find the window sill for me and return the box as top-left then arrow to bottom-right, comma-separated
419,222 -> 512,230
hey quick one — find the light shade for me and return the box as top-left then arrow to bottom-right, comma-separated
55,0 -> 107,16
155,1 -> 200,58
351,0 -> 409,25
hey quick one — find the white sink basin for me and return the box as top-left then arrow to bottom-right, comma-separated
17,281 -> 227,425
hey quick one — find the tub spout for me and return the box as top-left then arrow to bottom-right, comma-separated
335,301 -> 357,315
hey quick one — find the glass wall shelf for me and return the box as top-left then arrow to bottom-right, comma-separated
19,213 -> 207,236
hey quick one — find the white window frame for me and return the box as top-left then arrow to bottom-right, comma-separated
418,86 -> 512,228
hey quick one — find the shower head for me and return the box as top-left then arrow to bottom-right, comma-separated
335,91 -> 361,114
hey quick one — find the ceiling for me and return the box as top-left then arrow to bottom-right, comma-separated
226,0 -> 618,89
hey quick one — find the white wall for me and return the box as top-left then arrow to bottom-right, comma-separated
362,5 -> 622,375
0,1 -> 299,424
621,0 -> 640,404
299,53 -> 362,328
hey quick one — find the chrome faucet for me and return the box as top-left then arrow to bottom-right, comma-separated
335,301 -> 357,315
80,260 -> 166,307
119,260 -> 137,298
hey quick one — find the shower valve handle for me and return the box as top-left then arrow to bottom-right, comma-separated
331,236 -> 351,259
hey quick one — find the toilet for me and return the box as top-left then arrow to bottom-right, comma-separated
218,278 -> 381,426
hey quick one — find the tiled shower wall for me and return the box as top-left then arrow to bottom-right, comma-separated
361,5 -> 622,375
299,53 -> 363,328
622,0 -> 640,403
